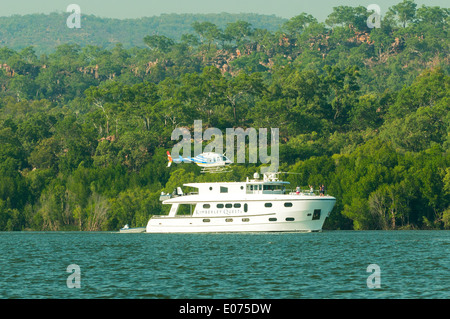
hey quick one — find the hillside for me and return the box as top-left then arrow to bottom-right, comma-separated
0,0 -> 449,231
0,12 -> 286,54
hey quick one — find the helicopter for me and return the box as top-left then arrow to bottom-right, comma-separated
167,151 -> 232,173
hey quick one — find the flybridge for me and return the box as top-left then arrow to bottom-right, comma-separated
180,173 -> 290,196
159,172 -> 289,200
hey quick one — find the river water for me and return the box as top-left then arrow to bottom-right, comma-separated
0,231 -> 448,299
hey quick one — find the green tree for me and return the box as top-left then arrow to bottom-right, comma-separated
282,13 -> 317,37
388,0 -> 418,28
29,137 -> 60,170
55,115 -> 97,173
323,65 -> 360,127
143,35 -> 175,53
192,21 -> 221,50
108,187 -> 161,230
224,20 -> 253,47
325,5 -> 369,31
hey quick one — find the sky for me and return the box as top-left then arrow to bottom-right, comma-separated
0,0 -> 448,21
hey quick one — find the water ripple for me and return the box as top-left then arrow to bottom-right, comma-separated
0,231 -> 448,299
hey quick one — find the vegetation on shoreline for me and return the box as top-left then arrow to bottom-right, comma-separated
0,0 -> 449,231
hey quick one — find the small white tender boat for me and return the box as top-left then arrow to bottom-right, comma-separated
119,224 -> 146,233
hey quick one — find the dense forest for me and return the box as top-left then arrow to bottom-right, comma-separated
0,0 -> 449,231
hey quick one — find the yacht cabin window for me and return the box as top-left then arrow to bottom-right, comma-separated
247,184 -> 286,194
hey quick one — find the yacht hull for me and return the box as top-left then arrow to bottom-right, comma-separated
146,198 -> 336,233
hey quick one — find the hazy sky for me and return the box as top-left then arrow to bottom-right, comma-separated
0,0 -> 448,20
